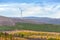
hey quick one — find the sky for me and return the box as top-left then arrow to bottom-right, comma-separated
0,0 -> 60,18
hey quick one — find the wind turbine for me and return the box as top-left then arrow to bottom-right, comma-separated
19,8 -> 23,19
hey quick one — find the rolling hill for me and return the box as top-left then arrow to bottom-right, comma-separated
0,16 -> 60,32
0,16 -> 60,26
11,17 -> 60,24
0,16 -> 15,26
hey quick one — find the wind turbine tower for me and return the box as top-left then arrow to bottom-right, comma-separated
19,8 -> 23,19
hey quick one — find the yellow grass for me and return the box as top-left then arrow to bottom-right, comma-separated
4,30 -> 60,39
0,37 -> 28,40
1,30 -> 60,40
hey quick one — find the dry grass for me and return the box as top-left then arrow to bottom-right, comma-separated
0,36 -> 28,40
4,30 -> 60,39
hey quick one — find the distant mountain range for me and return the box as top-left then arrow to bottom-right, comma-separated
0,16 -> 60,26
11,16 -> 60,24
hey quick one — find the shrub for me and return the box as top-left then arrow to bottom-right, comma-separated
48,38 -> 59,40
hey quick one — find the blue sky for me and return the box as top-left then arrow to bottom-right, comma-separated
0,0 -> 60,18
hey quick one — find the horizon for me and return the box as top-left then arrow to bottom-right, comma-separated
0,15 -> 60,19
0,0 -> 60,18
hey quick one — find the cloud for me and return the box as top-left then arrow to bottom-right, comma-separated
0,3 -> 43,17
0,2 -> 60,18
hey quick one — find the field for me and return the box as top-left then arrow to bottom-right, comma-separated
0,30 -> 60,40
0,22 -> 60,32
0,23 -> 60,40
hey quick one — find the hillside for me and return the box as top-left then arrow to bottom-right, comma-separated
0,16 -> 60,26
0,16 -> 60,32
22,17 -> 60,24
0,22 -> 60,32
0,16 -> 15,26
11,17 -> 60,24
0,16 -> 60,40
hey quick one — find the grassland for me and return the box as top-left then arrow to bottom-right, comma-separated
0,22 -> 60,40
0,30 -> 60,40
0,22 -> 60,32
